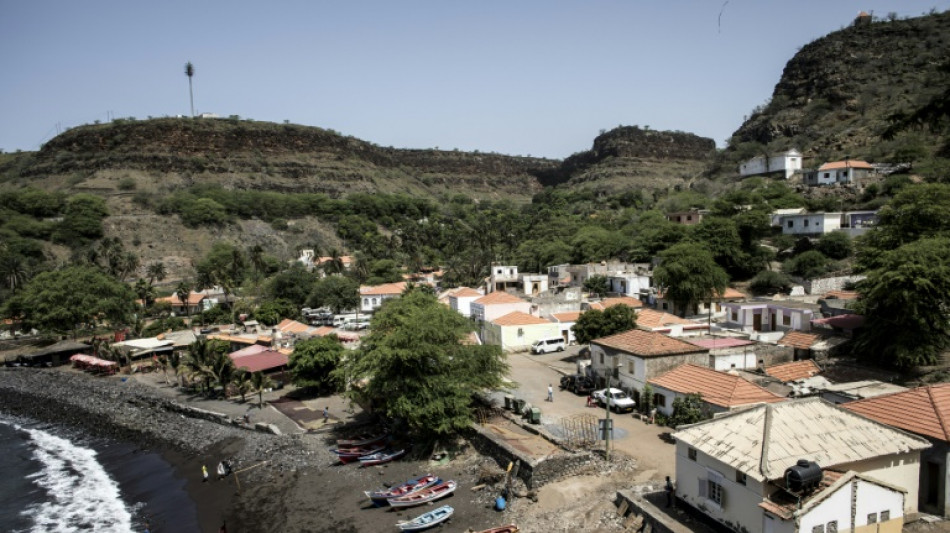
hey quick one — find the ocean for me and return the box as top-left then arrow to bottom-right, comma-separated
0,414 -> 199,533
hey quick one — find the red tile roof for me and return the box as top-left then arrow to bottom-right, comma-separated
649,364 -> 785,409
492,311 -> 550,326
473,291 -> 527,306
588,297 -> 643,310
636,309 -> 700,329
451,288 -> 483,298
818,160 -> 873,171
229,349 -> 288,373
765,360 -> 822,383
779,331 -> 819,350
360,282 -> 407,296
311,326 -> 336,337
593,329 -> 708,358
551,311 -> 582,323
276,319 -> 312,335
843,383 -> 950,442
156,292 -> 206,306
686,337 -> 755,349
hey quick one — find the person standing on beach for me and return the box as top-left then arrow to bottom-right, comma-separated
202,464 -> 209,482
547,384 -> 554,402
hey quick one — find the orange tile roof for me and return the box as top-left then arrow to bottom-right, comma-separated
818,160 -> 873,171
593,329 -> 708,358
589,296 -> 643,310
551,311 -> 582,323
649,364 -> 785,409
473,291 -> 527,306
360,282 -> 407,296
779,331 -> 819,350
491,311 -> 550,326
843,383 -> 950,442
824,290 -> 859,300
311,326 -> 336,337
451,287 -> 483,298
656,288 -> 745,300
636,308 -> 699,329
765,360 -> 822,383
156,292 -> 206,306
276,319 -> 312,335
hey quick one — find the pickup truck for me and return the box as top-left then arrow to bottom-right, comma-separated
592,388 -> 636,413
559,374 -> 595,395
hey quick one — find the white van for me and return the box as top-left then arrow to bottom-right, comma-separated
343,317 -> 371,331
332,314 -> 357,328
531,336 -> 566,354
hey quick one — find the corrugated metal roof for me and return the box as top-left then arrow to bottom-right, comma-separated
229,349 -> 288,373
673,397 -> 931,482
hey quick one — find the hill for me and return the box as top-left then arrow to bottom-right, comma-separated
724,10 -> 950,172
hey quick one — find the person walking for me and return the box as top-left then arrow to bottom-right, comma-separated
547,384 -> 554,402
202,464 -> 209,483
323,406 -> 330,423
665,476 -> 675,507
587,392 -> 594,407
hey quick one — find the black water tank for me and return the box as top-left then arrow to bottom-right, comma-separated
785,459 -> 822,493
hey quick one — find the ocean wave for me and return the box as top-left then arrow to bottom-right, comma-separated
17,423 -> 134,533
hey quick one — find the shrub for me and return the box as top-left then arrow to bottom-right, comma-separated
783,250 -> 833,279
749,270 -> 793,295
816,231 -> 853,260
117,177 -> 137,191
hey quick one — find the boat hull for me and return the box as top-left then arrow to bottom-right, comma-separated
364,474 -> 440,506
397,505 -> 454,531
387,480 -> 457,508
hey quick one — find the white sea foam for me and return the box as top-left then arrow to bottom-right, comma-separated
18,425 -> 133,533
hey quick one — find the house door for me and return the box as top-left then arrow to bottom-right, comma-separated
926,461 -> 940,507
753,313 -> 762,332
770,312 -> 777,332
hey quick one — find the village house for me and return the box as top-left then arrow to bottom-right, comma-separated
844,383 -> 950,517
720,301 -> 818,335
550,311 -> 581,345
673,398 -> 931,533
803,159 -> 874,186
228,344 -> 289,374
686,336 -> 788,371
585,296 -> 644,312
648,364 -> 785,417
770,207 -> 807,227
360,282 -> 407,313
448,287 -> 483,318
155,291 -> 206,315
778,211 -> 878,237
653,287 -> 746,318
764,359 -> 822,384
739,149 -> 803,179
548,261 -> 652,292
606,269 -> 652,298
487,264 -> 520,293
635,308 -> 709,338
470,291 -> 532,323
482,311 -> 560,353
666,209 -> 709,226
589,329 -> 709,394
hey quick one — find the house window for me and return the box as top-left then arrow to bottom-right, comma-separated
867,513 -> 877,524
707,478 -> 724,506
804,219 -> 810,227
687,215 -> 692,221
600,353 -> 604,364
628,361 -> 635,374
372,298 -> 378,306
812,526 -> 824,533
731,311 -> 738,321
654,394 -> 666,407
517,328 -> 524,337
787,220 -> 794,228
735,471 -> 747,485
880,511 -> 889,522
782,315 -> 791,326
662,302 -> 668,310
363,298 -> 369,306
688,448 -> 697,461
827,521 -> 838,533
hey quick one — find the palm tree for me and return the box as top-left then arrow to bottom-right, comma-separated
250,371 -> 273,408
185,61 -> 195,117
233,370 -> 253,403
134,278 -> 155,310
322,248 -> 345,276
175,280 -> 192,317
210,351 -> 236,398
247,245 -> 266,276
182,338 -> 223,394
0,253 -> 30,293
146,262 -> 166,284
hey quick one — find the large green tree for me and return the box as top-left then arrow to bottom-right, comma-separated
3,265 -> 135,334
857,183 -> 950,270
340,290 -> 508,438
267,263 -> 317,307
573,304 -> 638,344
307,276 -> 359,314
854,237 -> 950,369
288,335 -> 344,391
653,242 -> 728,317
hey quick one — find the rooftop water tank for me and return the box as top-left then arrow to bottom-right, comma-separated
785,459 -> 822,493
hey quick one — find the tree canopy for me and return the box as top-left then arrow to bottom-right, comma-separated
653,242 -> 728,317
573,304 -> 638,344
3,265 -> 135,334
340,290 -> 508,438
307,276 -> 359,314
289,335 -> 344,392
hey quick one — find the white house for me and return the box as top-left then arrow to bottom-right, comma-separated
770,208 -> 807,227
360,282 -> 406,313
521,274 -> 549,296
470,291 -> 532,323
635,308 -> 709,338
482,312 -> 560,352
760,470 -> 906,533
739,149 -> 803,179
448,287 -> 483,318
607,271 -> 651,298
550,311 -> 581,345
488,265 -> 519,293
648,364 -> 784,417
804,159 -> 874,186
673,398 -> 931,533
779,212 -> 842,236
721,302 -> 817,334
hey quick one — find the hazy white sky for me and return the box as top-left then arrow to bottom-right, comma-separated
2,1 -> 948,158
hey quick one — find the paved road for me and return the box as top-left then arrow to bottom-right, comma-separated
501,347 -> 675,483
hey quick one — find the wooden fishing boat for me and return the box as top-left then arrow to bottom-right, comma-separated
387,480 -> 456,508
336,431 -> 388,448
364,474 -> 440,506
359,448 -> 407,467
474,525 -> 519,533
396,505 -> 453,531
330,443 -> 387,464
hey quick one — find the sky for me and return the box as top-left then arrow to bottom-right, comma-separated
2,1 -> 949,160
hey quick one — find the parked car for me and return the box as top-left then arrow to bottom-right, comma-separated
592,388 -> 636,413
559,374 -> 595,395
531,336 -> 566,354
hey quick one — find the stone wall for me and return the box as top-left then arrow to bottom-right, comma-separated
805,275 -> 866,295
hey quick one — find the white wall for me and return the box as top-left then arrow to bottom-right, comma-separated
853,479 -> 904,528
798,480 -> 855,533
712,352 -> 758,371
739,151 -> 802,179
496,322 -> 561,352
839,452 -> 922,515
450,295 -> 479,317
609,274 -> 651,297
780,214 -> 842,236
